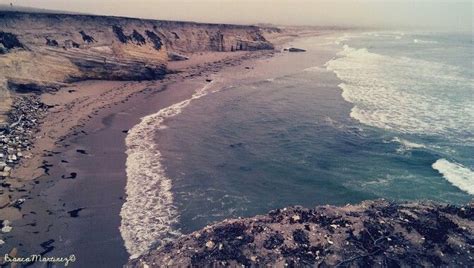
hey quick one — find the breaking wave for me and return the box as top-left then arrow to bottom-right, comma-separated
391,137 -> 426,153
413,38 -> 438,44
325,44 -> 474,143
303,66 -> 329,72
432,159 -> 474,195
120,81 -> 217,258
326,36 -> 474,197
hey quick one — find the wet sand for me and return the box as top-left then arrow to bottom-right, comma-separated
2,50 -> 279,267
39,80 -> 203,267
0,28 -> 332,266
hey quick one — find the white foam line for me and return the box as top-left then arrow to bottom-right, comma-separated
324,44 -> 474,141
391,137 -> 426,153
413,38 -> 438,44
120,80 -> 217,258
432,159 -> 474,195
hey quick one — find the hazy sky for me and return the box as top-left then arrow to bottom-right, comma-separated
1,0 -> 472,31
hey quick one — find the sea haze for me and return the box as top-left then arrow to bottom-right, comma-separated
123,32 -> 473,253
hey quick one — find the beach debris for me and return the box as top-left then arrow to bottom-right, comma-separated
205,240 -> 215,249
67,208 -> 84,218
10,198 -> 25,209
39,239 -> 55,255
1,220 -> 12,233
0,96 -> 48,180
1,226 -> 12,233
39,160 -> 53,175
8,115 -> 23,129
291,214 -> 301,222
61,172 -> 77,179
76,149 -> 88,155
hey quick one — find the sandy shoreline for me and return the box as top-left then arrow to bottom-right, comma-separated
1,7 -> 470,267
0,27 -> 340,266
34,79 -> 205,267
1,48 -> 282,266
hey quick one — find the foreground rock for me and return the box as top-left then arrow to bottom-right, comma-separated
127,200 -> 473,267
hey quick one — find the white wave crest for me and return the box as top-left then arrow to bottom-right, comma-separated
120,80 -> 217,258
325,45 -> 474,141
365,31 -> 405,39
391,137 -> 426,153
303,66 -> 328,72
334,33 -> 352,45
432,159 -> 474,195
413,39 -> 438,44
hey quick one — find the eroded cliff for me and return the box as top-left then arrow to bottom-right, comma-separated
0,11 -> 275,127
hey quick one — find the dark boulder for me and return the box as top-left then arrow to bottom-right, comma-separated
284,47 -> 306,52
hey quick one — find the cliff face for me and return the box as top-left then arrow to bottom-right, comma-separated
127,200 -> 473,267
0,11 -> 275,128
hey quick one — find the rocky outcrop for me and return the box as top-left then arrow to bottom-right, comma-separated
167,52 -> 189,61
127,200 -> 473,267
284,47 -> 306,52
0,31 -> 24,53
0,11 -> 275,129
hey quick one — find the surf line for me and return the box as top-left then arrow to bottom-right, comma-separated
120,79 -> 219,258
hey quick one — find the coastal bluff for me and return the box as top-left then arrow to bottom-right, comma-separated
0,11 -> 276,128
127,200 -> 473,267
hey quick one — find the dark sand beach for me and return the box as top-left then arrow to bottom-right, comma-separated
2,48 -> 289,266
33,80 -> 200,267
1,8 -> 472,267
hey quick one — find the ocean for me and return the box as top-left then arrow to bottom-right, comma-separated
121,31 -> 473,256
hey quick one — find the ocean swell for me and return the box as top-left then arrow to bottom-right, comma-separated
120,81 -> 217,258
432,159 -> 474,195
391,137 -> 426,153
325,44 -> 474,142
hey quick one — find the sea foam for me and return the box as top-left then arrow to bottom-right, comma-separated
432,159 -> 474,195
120,81 -> 217,258
325,44 -> 474,142
391,137 -> 426,153
413,39 -> 438,44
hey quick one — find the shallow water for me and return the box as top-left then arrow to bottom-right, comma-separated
123,32 -> 473,254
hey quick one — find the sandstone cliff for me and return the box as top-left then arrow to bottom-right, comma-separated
127,200 -> 473,267
0,11 -> 275,128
